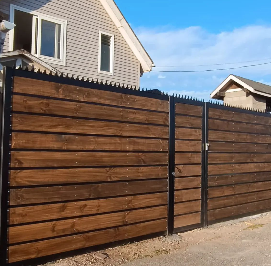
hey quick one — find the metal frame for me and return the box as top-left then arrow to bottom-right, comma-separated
0,67 -> 14,266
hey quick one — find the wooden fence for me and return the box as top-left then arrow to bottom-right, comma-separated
1,67 -> 271,265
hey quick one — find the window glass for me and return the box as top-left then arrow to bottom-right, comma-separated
100,34 -> 111,72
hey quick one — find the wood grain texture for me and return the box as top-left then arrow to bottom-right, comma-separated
175,153 -> 201,165
208,190 -> 271,210
208,181 -> 271,199
175,103 -> 202,117
174,200 -> 201,216
209,172 -> 271,187
174,213 -> 201,228
9,193 -> 168,225
12,94 -> 169,126
175,140 -> 202,152
175,165 -> 201,177
9,166 -> 168,186
209,153 -> 271,164
10,179 -> 168,205
175,177 -> 201,190
175,115 -> 202,129
175,189 -> 201,203
208,198 -> 271,222
12,114 -> 169,139
11,132 -> 169,152
11,151 -> 168,168
8,219 -> 167,263
9,206 -> 168,244
14,77 -> 169,112
175,127 -> 202,140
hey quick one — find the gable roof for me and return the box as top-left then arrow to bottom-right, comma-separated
211,74 -> 271,99
99,0 -> 154,73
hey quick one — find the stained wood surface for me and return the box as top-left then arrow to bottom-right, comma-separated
175,115 -> 202,128
208,181 -> 271,199
9,166 -> 168,186
209,153 -> 271,164
175,189 -> 201,203
209,172 -> 271,187
9,206 -> 167,244
12,94 -> 168,126
208,198 -> 271,221
10,179 -> 168,205
175,103 -> 203,117
175,140 -> 201,152
8,218 -> 167,263
175,177 -> 201,190
174,213 -> 201,228
174,200 -> 201,216
175,153 -> 201,165
208,190 -> 271,210
14,77 -> 169,112
11,132 -> 168,151
175,165 -> 201,177
175,128 -> 202,140
11,151 -> 168,168
9,193 -> 168,225
12,114 -> 169,139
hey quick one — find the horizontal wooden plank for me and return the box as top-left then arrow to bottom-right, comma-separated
10,166 -> 168,187
209,118 -> 271,135
11,151 -> 168,168
209,172 -> 271,187
209,163 -> 271,176
12,114 -> 169,139
209,130 -> 271,144
209,153 -> 271,164
175,140 -> 202,152
209,108 -> 271,125
11,132 -> 169,152
208,198 -> 271,222
9,193 -> 168,225
175,189 -> 201,203
175,177 -> 201,190
12,94 -> 169,126
9,205 -> 167,244
8,218 -> 167,263
208,190 -> 271,210
14,77 -> 169,112
208,181 -> 271,199
175,127 -> 202,140
175,103 -> 203,117
209,141 -> 271,153
10,179 -> 168,205
175,165 -> 201,177
175,153 -> 201,165
174,213 -> 201,228
174,200 -> 201,216
175,115 -> 202,129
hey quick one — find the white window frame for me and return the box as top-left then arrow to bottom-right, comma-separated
9,4 -> 67,66
98,31 -> 114,75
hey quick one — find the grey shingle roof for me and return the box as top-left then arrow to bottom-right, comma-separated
233,75 -> 271,95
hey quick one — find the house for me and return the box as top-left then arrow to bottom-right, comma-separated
0,0 -> 154,89
211,74 -> 271,111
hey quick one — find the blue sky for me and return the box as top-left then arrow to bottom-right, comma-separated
115,0 -> 271,100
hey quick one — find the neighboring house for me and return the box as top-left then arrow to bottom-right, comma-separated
211,74 -> 271,111
0,0 -> 154,88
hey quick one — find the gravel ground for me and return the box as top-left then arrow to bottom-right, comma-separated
41,212 -> 271,266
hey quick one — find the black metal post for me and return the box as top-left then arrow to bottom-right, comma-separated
0,67 -> 14,266
201,102 -> 209,227
167,96 -> 175,235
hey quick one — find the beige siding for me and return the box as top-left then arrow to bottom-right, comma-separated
0,0 -> 140,87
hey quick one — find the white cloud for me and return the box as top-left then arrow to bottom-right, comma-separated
158,74 -> 166,79
136,25 -> 271,100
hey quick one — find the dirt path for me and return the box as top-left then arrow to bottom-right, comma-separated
42,212 -> 271,266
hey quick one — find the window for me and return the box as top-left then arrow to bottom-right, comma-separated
9,5 -> 67,65
99,32 -> 114,74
